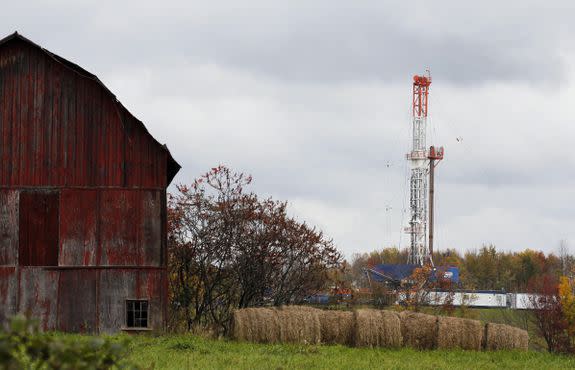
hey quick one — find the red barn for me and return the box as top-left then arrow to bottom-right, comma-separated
0,32 -> 180,333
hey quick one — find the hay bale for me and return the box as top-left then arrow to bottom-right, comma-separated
484,323 -> 529,351
437,316 -> 483,350
353,309 -> 402,348
276,306 -> 322,344
231,307 -> 281,343
399,311 -> 437,349
319,310 -> 354,345
232,306 -> 324,344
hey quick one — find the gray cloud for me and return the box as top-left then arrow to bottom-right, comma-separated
2,1 -> 574,86
1,1 -> 575,258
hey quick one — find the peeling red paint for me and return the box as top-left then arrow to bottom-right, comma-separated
18,268 -> 59,331
0,38 -> 177,189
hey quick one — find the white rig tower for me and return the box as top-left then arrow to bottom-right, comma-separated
405,73 -> 443,266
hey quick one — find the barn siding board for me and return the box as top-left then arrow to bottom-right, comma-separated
19,191 -> 59,266
59,189 -> 98,266
0,267 -> 17,325
0,190 -> 18,265
57,269 -> 98,332
18,268 -> 59,330
99,190 -> 162,267
137,269 -> 165,330
100,190 -> 140,266
99,269 -> 137,333
141,190 -> 162,266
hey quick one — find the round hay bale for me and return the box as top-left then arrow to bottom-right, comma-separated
319,310 -> 354,345
276,306 -> 322,344
513,327 -> 529,350
437,316 -> 483,351
399,311 -> 437,350
353,309 -> 402,348
484,323 -> 528,351
231,307 -> 281,343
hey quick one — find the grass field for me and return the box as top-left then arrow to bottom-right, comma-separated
43,307 -> 568,369
124,334 -> 575,370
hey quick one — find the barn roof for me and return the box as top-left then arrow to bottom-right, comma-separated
0,31 -> 181,185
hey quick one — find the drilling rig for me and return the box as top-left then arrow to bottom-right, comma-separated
405,72 -> 443,267
365,72 -> 449,290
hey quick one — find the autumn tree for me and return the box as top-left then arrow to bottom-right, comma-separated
167,166 -> 341,332
399,266 -> 456,313
400,265 -> 433,312
558,276 -> 575,351
528,275 -> 572,353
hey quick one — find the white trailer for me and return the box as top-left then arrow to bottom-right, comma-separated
425,291 -> 506,308
508,293 -> 538,310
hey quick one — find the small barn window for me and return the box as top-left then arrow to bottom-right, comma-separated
18,191 -> 59,266
126,300 -> 149,328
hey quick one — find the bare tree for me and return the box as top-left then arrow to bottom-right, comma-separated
559,240 -> 570,277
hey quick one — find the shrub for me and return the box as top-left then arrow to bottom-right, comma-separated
0,315 -> 138,369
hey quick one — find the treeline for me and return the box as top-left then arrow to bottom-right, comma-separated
349,244 -> 575,292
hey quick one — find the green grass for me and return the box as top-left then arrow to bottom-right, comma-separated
45,308 -> 567,369
124,334 -> 575,370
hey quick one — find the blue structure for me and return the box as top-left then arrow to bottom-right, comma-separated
436,266 -> 459,284
366,264 -> 459,285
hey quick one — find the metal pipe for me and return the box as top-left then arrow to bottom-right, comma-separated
428,155 -> 435,264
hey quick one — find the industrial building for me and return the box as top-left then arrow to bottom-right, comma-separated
0,32 -> 180,332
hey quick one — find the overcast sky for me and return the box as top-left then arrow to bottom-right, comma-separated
3,1 -> 575,259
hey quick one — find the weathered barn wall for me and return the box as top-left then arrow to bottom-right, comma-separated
98,269 -> 165,334
0,33 -> 180,333
99,190 -> 163,266
57,269 -> 99,332
3,266 -> 166,333
0,38 -> 174,189
136,269 -> 166,331
0,267 -> 17,324
19,191 -> 59,266
19,268 -> 59,331
1,187 -> 166,332
59,190 -> 98,266
99,269 -> 137,333
59,189 -> 163,267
